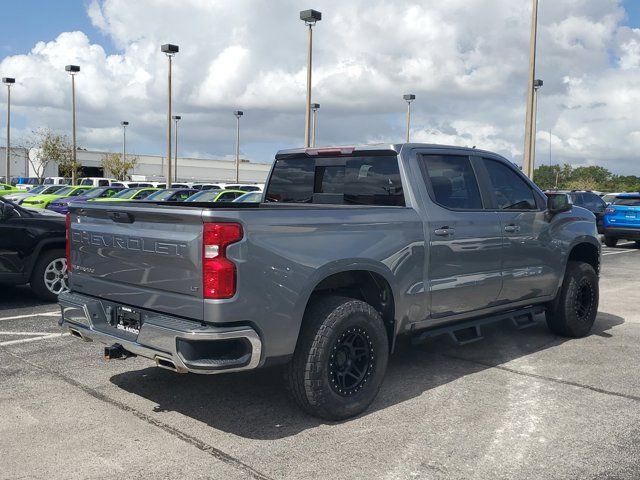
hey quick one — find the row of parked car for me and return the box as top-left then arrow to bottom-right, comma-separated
4,184 -> 263,214
544,189 -> 640,246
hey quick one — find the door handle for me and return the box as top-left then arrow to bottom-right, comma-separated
504,224 -> 520,233
434,227 -> 454,237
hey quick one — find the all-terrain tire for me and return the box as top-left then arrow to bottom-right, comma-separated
603,237 -> 618,248
30,249 -> 68,302
287,296 -> 389,421
546,261 -> 598,338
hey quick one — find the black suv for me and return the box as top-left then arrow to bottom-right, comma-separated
545,190 -> 607,233
0,197 -> 68,301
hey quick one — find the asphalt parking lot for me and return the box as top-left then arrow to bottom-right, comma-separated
1,243 -> 639,480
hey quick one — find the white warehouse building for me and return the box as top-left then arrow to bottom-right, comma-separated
1,147 -> 272,184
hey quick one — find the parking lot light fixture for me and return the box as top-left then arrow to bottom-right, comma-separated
2,77 -> 15,184
120,121 -> 129,173
65,65 -> 80,184
172,115 -> 181,181
161,44 -> 179,188
531,79 -> 543,176
300,9 -> 321,148
234,111 -> 243,183
403,94 -> 416,143
311,103 -> 320,147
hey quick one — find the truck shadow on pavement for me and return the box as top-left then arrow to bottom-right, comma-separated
109,312 -> 624,440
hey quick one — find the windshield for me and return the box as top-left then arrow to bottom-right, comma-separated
613,197 -> 640,207
186,190 -> 219,202
27,186 -> 46,194
81,187 -> 104,197
112,188 -> 138,198
55,187 -> 77,196
234,192 -> 262,202
43,185 -> 67,194
145,190 -> 176,200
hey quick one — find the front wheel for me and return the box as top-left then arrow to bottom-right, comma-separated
603,236 -> 618,248
287,296 -> 389,421
546,261 -> 598,338
30,249 -> 69,302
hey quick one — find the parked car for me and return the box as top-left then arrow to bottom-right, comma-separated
192,183 -> 222,191
0,183 -> 22,195
21,185 -> 93,209
46,186 -> 125,215
60,144 -> 601,420
43,177 -> 71,186
224,184 -> 263,192
603,193 -> 640,247
16,177 -> 42,190
0,196 -> 67,301
233,191 -> 263,203
90,187 -> 159,202
4,185 -> 67,204
78,177 -> 119,187
144,188 -> 197,202
184,189 -> 246,202
602,192 -> 624,205
545,190 -> 607,233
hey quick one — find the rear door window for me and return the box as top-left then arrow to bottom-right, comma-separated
418,155 -> 483,210
482,159 -> 538,210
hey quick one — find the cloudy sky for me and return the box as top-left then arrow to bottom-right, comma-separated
1,0 -> 640,174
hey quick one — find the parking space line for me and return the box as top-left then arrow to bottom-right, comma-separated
0,331 -> 59,336
602,249 -> 639,256
0,311 -> 59,322
0,333 -> 69,346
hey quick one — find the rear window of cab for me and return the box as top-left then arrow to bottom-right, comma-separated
265,155 -> 404,206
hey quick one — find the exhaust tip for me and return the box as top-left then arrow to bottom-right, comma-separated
155,356 -> 178,372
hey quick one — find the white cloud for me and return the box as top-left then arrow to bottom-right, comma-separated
0,0 -> 639,174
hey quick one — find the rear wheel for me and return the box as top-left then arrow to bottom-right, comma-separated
546,261 -> 598,338
603,236 -> 618,248
30,249 -> 68,302
287,296 -> 389,420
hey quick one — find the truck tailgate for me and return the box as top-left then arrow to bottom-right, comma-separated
69,203 -> 205,320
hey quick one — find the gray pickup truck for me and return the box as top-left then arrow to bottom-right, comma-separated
59,144 -> 600,420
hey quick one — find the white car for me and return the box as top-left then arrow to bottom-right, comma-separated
4,185 -> 68,204
602,192 -> 624,205
43,176 -> 71,186
78,177 -> 120,187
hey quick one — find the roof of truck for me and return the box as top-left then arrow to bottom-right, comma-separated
275,143 -> 496,158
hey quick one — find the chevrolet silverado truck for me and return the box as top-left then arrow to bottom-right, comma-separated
59,144 -> 600,420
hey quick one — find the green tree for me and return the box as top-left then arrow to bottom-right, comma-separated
101,152 -> 138,180
533,164 -> 573,190
38,129 -> 80,180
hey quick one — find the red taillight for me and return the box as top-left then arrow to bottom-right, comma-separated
203,223 -> 243,299
605,207 -> 615,214
65,213 -> 72,272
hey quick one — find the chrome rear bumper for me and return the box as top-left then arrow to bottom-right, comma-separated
58,291 -> 262,374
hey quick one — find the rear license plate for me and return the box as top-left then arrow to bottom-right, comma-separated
112,306 -> 142,335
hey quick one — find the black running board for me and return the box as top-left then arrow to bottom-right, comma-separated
411,306 -> 545,346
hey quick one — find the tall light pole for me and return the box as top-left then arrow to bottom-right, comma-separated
300,9 -> 322,148
522,0 -> 539,179
2,77 -> 15,184
172,115 -> 181,181
531,79 -> 543,174
120,121 -> 129,179
65,65 -> 80,184
311,103 -> 320,147
234,111 -> 243,183
161,43 -> 179,188
403,94 -> 415,143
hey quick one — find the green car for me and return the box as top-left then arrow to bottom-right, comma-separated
0,183 -> 21,195
21,185 -> 93,209
90,187 -> 159,202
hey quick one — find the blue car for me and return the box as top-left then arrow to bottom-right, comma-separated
603,193 -> 640,247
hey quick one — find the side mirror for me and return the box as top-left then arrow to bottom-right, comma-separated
547,193 -> 572,214
0,202 -> 16,220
